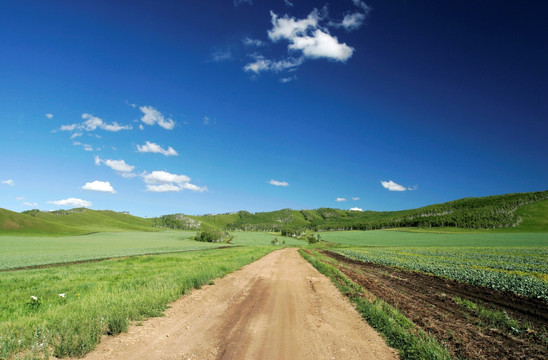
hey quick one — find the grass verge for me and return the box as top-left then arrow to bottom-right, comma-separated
0,247 -> 273,360
299,249 -> 451,360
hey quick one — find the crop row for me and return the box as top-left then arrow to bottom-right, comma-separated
334,247 -> 548,301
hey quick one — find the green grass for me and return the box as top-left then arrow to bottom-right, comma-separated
299,249 -> 451,360
0,246 -> 274,359
229,231 -> 304,246
320,230 -> 548,247
0,231 -> 223,270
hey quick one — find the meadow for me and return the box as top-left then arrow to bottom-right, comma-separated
0,231 -> 220,270
0,246 -> 274,359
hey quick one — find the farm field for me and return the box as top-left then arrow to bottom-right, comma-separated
301,229 -> 548,359
320,229 -> 548,247
0,231 -> 221,270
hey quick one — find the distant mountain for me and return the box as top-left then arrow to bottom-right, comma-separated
1,190 -> 546,235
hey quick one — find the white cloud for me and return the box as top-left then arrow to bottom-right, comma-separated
145,184 -> 182,192
336,197 -> 347,202
81,113 -> 132,132
95,156 -> 136,177
242,37 -> 265,47
60,124 -> 78,131
381,180 -> 407,192
139,106 -> 175,130
269,179 -> 289,187
268,10 -> 320,42
16,196 -> 24,200
70,132 -> 82,139
284,0 -> 294,7
142,170 -> 206,192
137,141 -> 178,156
23,202 -> 38,207
48,198 -> 92,208
349,207 -> 363,211
339,12 -> 366,31
45,113 -> 53,119
289,29 -> 354,61
244,55 -> 303,74
82,180 -> 116,193
352,197 -> 360,201
244,8 -> 357,75
143,171 -> 190,185
1,179 -> 14,186
203,116 -> 211,126
139,124 -> 144,130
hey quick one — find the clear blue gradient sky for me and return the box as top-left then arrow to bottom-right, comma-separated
1,0 -> 546,217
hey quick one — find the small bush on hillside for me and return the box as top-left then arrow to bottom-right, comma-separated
194,226 -> 232,243
271,237 -> 286,246
301,231 -> 321,244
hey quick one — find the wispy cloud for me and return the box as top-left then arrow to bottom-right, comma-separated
234,0 -> 252,6
269,179 -> 289,187
139,106 -> 175,130
331,12 -> 366,31
137,141 -> 178,156
209,49 -> 233,62
45,113 -> 53,119
95,156 -> 136,178
23,202 -> 38,207
59,114 -> 132,133
242,37 -> 265,47
1,179 -> 14,186
349,207 -> 363,211
142,170 -> 207,192
336,197 -> 347,202
284,0 -> 294,7
381,180 -> 416,192
352,197 -> 360,201
47,198 -> 92,208
82,180 -> 116,193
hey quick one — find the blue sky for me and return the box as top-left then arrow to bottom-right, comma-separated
1,0 -> 546,217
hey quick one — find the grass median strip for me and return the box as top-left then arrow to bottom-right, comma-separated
299,249 -> 451,360
0,246 -> 273,360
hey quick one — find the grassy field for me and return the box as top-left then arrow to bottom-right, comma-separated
320,230 -> 548,247
0,246 -> 274,359
0,231 -> 223,270
230,231 -> 303,246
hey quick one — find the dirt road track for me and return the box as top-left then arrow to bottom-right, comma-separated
76,248 -> 397,360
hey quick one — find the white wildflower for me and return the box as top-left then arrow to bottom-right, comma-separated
31,296 -> 38,301
59,293 -> 66,298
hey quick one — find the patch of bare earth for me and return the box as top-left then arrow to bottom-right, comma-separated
72,248 -> 397,360
323,251 -> 548,360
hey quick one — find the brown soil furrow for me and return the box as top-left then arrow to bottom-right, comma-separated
324,251 -> 548,360
72,248 -> 397,360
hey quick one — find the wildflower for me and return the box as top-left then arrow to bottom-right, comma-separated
58,293 -> 66,298
31,296 -> 38,301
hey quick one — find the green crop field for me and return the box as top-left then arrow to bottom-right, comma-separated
0,246 -> 274,359
320,229 -> 548,247
0,231 -> 221,270
333,247 -> 548,300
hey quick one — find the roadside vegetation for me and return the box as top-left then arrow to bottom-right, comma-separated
0,247 -> 273,359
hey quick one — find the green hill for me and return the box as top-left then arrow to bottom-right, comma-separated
165,190 -> 548,233
22,208 -> 154,232
0,208 -> 84,236
1,190 -> 546,236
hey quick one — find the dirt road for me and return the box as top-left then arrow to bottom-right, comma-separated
76,248 -> 397,360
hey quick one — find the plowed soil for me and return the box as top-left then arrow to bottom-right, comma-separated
73,248 -> 397,360
323,251 -> 548,360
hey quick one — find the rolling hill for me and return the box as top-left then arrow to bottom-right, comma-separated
1,190 -> 546,235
